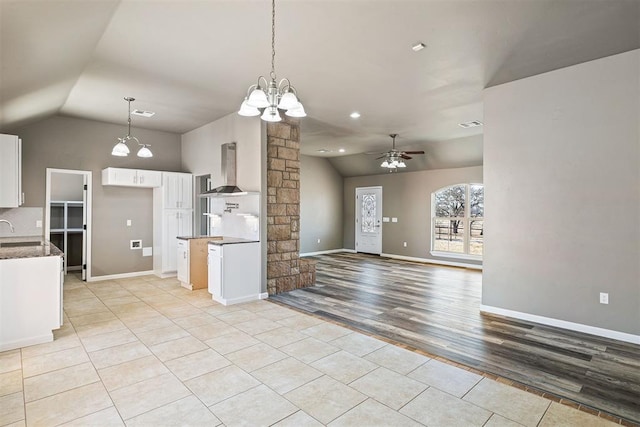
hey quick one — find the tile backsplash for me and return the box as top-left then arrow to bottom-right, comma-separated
0,207 -> 44,237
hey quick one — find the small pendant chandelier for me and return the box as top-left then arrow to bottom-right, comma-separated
111,97 -> 153,158
238,0 -> 306,122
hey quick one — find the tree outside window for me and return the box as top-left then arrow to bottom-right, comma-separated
432,184 -> 483,257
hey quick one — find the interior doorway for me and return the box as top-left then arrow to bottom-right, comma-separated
355,186 -> 382,255
45,169 -> 92,280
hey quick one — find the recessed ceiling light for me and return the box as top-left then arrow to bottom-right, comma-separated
317,149 -> 329,153
338,148 -> 345,153
350,112 -> 361,119
131,109 -> 155,118
458,120 -> 483,128
412,42 -> 426,52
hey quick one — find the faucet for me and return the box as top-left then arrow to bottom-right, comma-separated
0,219 -> 15,233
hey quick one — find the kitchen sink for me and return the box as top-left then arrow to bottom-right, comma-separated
0,241 -> 42,248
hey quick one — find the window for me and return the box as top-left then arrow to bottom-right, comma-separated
431,183 -> 484,259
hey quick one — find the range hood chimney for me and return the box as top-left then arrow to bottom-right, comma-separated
201,142 -> 246,196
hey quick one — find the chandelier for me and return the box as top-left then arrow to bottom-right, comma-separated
111,97 -> 153,158
381,154 -> 406,169
238,0 -> 306,122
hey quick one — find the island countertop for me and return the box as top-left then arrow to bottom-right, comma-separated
0,236 -> 63,260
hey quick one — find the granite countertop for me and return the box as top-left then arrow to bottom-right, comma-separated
0,236 -> 63,260
177,235 -> 223,241
208,237 -> 259,245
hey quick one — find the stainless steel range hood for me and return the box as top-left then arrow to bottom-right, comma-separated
200,142 -> 247,197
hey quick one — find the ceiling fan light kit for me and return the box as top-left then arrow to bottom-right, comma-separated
377,134 -> 424,171
238,0 -> 305,122
111,97 -> 152,158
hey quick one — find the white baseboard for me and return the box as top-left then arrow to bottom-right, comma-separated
300,249 -> 350,257
154,271 -> 177,279
480,304 -> 640,345
381,253 -> 483,270
87,270 -> 156,282
214,293 -> 266,306
0,333 -> 53,352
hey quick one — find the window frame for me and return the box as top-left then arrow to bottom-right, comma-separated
430,183 -> 483,261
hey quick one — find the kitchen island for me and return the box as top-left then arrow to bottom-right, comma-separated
0,236 -> 64,351
208,237 -> 263,305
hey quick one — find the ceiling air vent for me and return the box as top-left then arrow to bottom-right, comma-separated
458,120 -> 483,128
131,109 -> 155,118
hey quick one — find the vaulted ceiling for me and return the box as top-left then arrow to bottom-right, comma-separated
1,0 -> 638,176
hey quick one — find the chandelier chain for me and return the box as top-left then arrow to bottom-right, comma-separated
127,98 -> 132,136
270,0 -> 276,80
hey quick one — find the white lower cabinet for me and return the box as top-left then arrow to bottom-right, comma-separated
207,242 -> 261,305
0,255 -> 63,351
176,239 -> 189,284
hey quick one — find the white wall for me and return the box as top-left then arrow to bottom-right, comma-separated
483,49 -> 640,338
181,113 -> 262,191
181,112 -> 266,291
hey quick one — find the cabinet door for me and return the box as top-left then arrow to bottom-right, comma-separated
0,134 -> 21,208
163,173 -> 180,208
179,174 -> 193,209
178,209 -> 193,237
163,211 -> 179,272
114,168 -> 138,185
176,240 -> 189,284
137,170 -> 161,187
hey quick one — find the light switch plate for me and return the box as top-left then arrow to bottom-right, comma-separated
392,217 -> 398,223
36,220 -> 42,228
126,220 -> 132,227
383,217 -> 390,222
130,240 -> 142,250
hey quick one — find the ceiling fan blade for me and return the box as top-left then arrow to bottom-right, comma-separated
365,151 -> 385,155
400,154 -> 412,160
403,151 -> 425,155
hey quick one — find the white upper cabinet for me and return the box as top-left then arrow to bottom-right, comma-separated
162,172 -> 193,209
102,167 -> 161,188
0,134 -> 22,208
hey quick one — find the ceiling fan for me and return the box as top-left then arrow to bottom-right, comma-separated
372,134 -> 425,169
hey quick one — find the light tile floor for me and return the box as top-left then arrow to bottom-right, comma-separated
0,274 -> 619,427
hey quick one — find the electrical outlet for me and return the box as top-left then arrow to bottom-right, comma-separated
317,238 -> 321,244
599,293 -> 609,304
403,242 -> 407,247
126,219 -> 132,227
36,220 -> 42,228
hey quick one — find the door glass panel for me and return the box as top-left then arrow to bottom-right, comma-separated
361,193 -> 377,233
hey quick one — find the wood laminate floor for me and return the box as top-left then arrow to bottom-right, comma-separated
270,252 -> 640,424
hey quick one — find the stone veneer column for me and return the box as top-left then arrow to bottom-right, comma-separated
266,116 -> 315,295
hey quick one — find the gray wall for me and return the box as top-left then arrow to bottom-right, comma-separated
483,49 -> 639,335
344,166 -> 483,264
11,115 -> 182,277
300,155 -> 344,254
